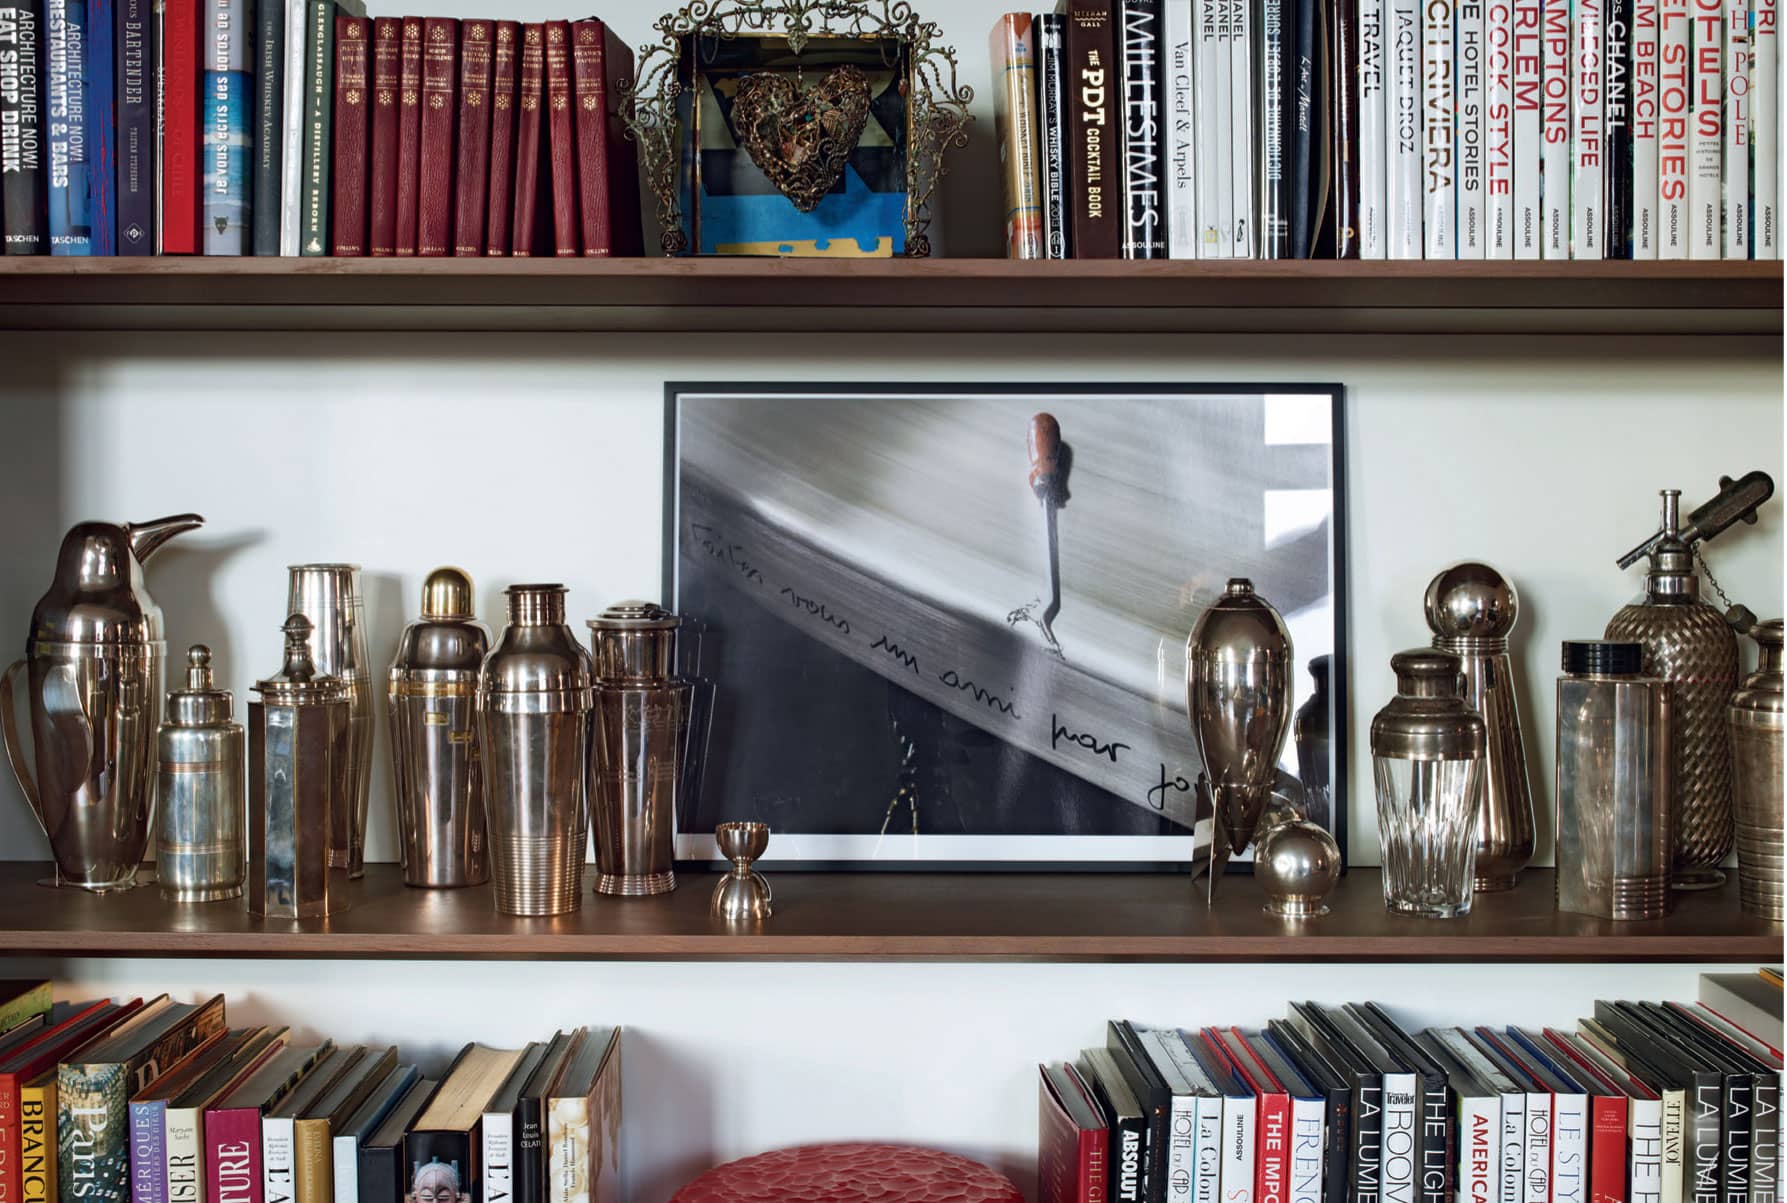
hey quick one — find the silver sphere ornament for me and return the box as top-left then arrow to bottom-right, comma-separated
1256,819 -> 1342,919
1423,561 -> 1519,642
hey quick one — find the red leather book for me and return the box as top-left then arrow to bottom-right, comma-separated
543,20 -> 577,255
368,17 -> 402,256
1212,1027 -> 1291,1203
1037,1062 -> 1108,1203
330,18 -> 372,256
1541,1030 -> 1633,1203
161,0 -> 200,253
452,19 -> 494,255
484,21 -> 520,254
510,23 -> 547,256
394,16 -> 425,255
416,18 -> 460,256
568,19 -> 641,256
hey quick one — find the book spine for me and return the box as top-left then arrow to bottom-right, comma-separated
1359,0 -> 1387,253
277,0 -> 303,253
1387,0 -> 1420,255
329,1136 -> 354,1203
1629,1098 -> 1665,1203
129,1100 -> 169,1203
1521,1093 -> 1554,1203
1497,1092 -> 1526,1203
1540,0 -> 1570,253
1460,1094 -> 1501,1203
1572,0 -> 1606,255
1553,1095 -> 1591,1203
247,0 -> 279,253
1598,1096 -> 1635,1203
1334,0 -> 1363,256
512,1097 -> 544,1203
298,0 -> 334,255
0,1074 -> 17,1203
1,1 -> 48,253
200,0 -> 248,253
1193,0 -> 1225,253
1659,0 -> 1691,252
59,1063 -> 131,1201
1218,1095 -> 1256,1203
1423,0 -> 1457,254
393,14 -> 419,254
1065,0 -> 1121,257
205,1109 -> 261,1203
1227,0 -> 1253,253
1213,0 -> 1234,252
1633,0 -> 1661,252
1606,0 -> 1633,254
1420,1076 -> 1452,1203
261,1117 -> 295,1203
508,21 -> 541,257
1757,0 -> 1778,255
481,1112 -> 513,1203
1287,1096 -> 1323,1203
1040,11 -> 1073,257
366,15 -> 396,255
161,1107 -> 203,1203
291,1121 -> 330,1203
542,19 -> 572,255
115,0 -> 149,251
1722,0 -> 1748,254
1119,0 -> 1163,256
1749,1076 -> 1778,1203
452,17 -> 490,255
19,1080 -> 54,1203
1722,1077 -> 1754,1203
991,12 -> 1043,258
1191,1095 -> 1221,1203
1459,0 -> 1487,254
1256,1092 -> 1290,1203
46,0 -> 90,253
1289,0 -> 1317,255
1158,1 -> 1189,258
415,15 -> 454,256
1380,1073 -> 1419,1203
1351,1079 -> 1384,1203
1687,0 -> 1721,254
1259,0 -> 1288,256
483,19 -> 516,254
1692,1081 -> 1722,1203
1484,0 -> 1515,254
85,0 -> 109,251
328,14 -> 366,254
1657,1092 -> 1686,1203
1163,1091 -> 1195,1203
1512,0 -> 1541,252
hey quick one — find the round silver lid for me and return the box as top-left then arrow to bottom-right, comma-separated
1370,648 -> 1486,761
255,615 -> 348,705
586,601 -> 681,683
167,645 -> 234,726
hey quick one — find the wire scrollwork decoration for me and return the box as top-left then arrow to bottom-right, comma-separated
617,0 -> 974,256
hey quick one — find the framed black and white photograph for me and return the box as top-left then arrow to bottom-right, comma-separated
665,382 -> 1348,869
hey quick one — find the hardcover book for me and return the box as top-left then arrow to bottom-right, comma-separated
300,0 -> 369,256
1421,0 -> 1457,256
0,2 -> 49,253
1243,1032 -> 1326,1203
162,1027 -> 288,1203
114,0 -> 150,252
1484,0 -> 1516,255
990,12 -> 1043,258
1427,1028 -> 1526,1203
1285,1003 -> 1383,1203
1467,1029 -> 1555,1203
1105,1021 -> 1169,1202
1194,0 -> 1227,253
205,1041 -> 333,1203
126,1030 -> 241,1203
1574,1018 -> 1692,1203
482,20 -> 518,255
366,16 -> 398,256
277,0 -> 306,253
1357,0 -> 1386,254
1039,1062 -> 1109,1203
544,1031 -> 619,1203
1488,1030 -> 1591,1203
1259,0 -> 1288,257
1213,1030 -> 1293,1203
1387,0 -> 1421,256
566,18 -> 639,257
1544,1029 -> 1656,1203
1511,0 -> 1542,255
393,15 -> 420,254
0,1001 -> 133,1203
478,1044 -> 543,1203
1288,0 -> 1320,256
201,0 -> 251,254
46,0 -> 93,253
507,22 -> 543,257
512,1032 -> 575,1203
355,1079 -> 435,1203
1605,0 -> 1633,255
263,1046 -> 359,1203
86,0 -> 111,253
1540,0 -> 1570,255
1457,0 -> 1486,256
541,19 -> 572,255
1077,1048 -> 1146,1203
1117,0 -> 1164,257
1658,0 -> 1690,256
1313,1005 -> 1419,1203
1263,1021 -> 1351,1203
1186,1033 -> 1255,1203
249,0 -> 282,254
292,1046 -> 394,1203
405,1044 -> 525,1203
1632,0 -> 1661,255
331,1064 -> 419,1203
1756,0 -> 1779,256
328,15 -> 368,255
1687,0 -> 1722,256
415,15 -> 456,256
1137,1031 -> 1200,1203
1722,0 -> 1751,257
452,18 -> 492,256
1057,0 -> 1120,257
1038,11 -> 1073,258
1353,1003 -> 1455,1203
1226,0 -> 1253,254
1571,0 -> 1606,256
1699,974 -> 1785,1049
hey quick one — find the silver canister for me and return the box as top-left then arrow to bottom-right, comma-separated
1729,619 -> 1784,920
249,615 -> 350,920
586,602 -> 693,897
155,646 -> 246,902
1554,640 -> 1674,920
287,564 -> 373,879
389,569 -> 491,888
479,585 -> 592,917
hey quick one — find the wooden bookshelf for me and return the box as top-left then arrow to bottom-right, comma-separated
0,863 -> 1774,962
0,258 -> 1777,335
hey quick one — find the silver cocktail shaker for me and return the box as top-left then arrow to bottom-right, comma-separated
586,602 -> 692,897
1730,619 -> 1784,920
249,615 -> 350,920
389,568 -> 491,888
156,645 -> 246,902
1554,640 -> 1673,920
287,564 -> 373,879
479,585 -> 592,917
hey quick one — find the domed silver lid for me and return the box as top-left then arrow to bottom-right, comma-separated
1425,561 -> 1518,649
1370,648 -> 1486,762
166,645 -> 234,727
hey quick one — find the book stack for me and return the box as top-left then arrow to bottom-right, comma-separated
0,2 -> 643,257
1038,969 -> 1784,1203
0,983 -> 623,1203
992,0 -> 1782,259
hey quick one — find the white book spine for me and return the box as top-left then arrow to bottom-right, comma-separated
1360,0 -> 1390,253
1221,1094 -> 1258,1203
1193,1096 -> 1224,1203
1460,0 -> 1489,254
1541,0 -> 1572,253
1724,0 -> 1750,254
278,0 -> 306,255
1660,0 -> 1694,253
331,1135 -> 357,1203
1633,0 -> 1663,253
483,1109 -> 516,1203
1521,1093 -> 1553,1203
1389,0 -> 1424,254
1513,0 -> 1545,252
1383,1073 -> 1420,1203
1574,0 -> 1607,254
1231,0 -> 1256,254
1658,1090 -> 1688,1203
1460,1095 -> 1502,1203
1630,1099 -> 1666,1203
1551,1095 -> 1590,1203
1287,1096 -> 1324,1203
1425,0 -> 1459,254
1205,0 -> 1235,254
262,1116 -> 297,1203
1689,0 -> 1724,254
1498,1093 -> 1527,1203
1167,1091 -> 1198,1203
1168,0 -> 1199,256
163,1108 -> 204,1203
1486,0 -> 1516,253
1757,0 -> 1780,254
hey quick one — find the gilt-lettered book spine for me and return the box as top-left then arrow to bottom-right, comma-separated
115,0 -> 150,252
1060,0 -> 1121,257
1484,0 -> 1514,256
1387,0 -> 1421,255
1,1 -> 48,252
1631,0 -> 1660,255
1687,0 -> 1720,255
1605,0 -> 1632,255
1038,12 -> 1073,257
1194,0 -> 1227,253
1226,0 -> 1253,254
1571,0 -> 1605,255
1721,0 -> 1747,255
1458,0 -> 1486,255
1162,0 -> 1194,257
1358,0 -> 1387,254
1757,0 -> 1778,255
1658,0 -> 1689,254
1423,0 -> 1456,255
298,0 -> 339,256
1119,0 -> 1164,256
201,0 -> 248,253
1512,0 -> 1541,254
1540,0 -> 1570,254
1260,0 -> 1288,256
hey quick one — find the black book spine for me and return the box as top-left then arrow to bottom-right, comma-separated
1,0 -> 47,252
1261,0 -> 1287,255
1060,0 -> 1119,257
1038,12 -> 1071,258
114,0 -> 150,252
1693,1079 -> 1725,1203
512,1097 -> 545,1203
1329,0 -> 1358,255
1289,0 -> 1317,254
1751,1072 -> 1779,1203
1417,1068 -> 1451,1203
1110,1023 -> 1170,1203
249,0 -> 280,254
358,1144 -> 399,1203
1268,1023 -> 1352,1203
1723,1074 -> 1754,1203
1603,0 -> 1631,257
1117,0 -> 1163,257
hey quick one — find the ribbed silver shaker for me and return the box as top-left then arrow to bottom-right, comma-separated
287,564 -> 374,879
156,645 -> 246,902
1730,619 -> 1784,919
478,585 -> 592,917
389,568 -> 491,888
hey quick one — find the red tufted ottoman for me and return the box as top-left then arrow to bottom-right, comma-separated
669,1143 -> 1025,1203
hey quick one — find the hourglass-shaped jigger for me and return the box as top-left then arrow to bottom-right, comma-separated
711,822 -> 773,924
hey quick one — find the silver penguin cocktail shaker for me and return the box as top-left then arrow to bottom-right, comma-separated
287,563 -> 373,879
156,645 -> 246,902
389,568 -> 491,888
479,585 -> 592,917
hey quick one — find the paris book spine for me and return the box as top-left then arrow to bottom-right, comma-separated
1540,0 -> 1571,254
1606,0 -> 1634,254
1512,0 -> 1542,253
1387,0 -> 1421,255
201,0 -> 249,253
1259,0 -> 1289,256
1162,0 -> 1195,256
0,0 -> 48,253
1485,0 -> 1517,253
1359,0 -> 1388,254
114,0 -> 150,252
1632,0 -> 1662,253
1459,0 -> 1487,254
1423,0 -> 1457,255
991,12 -> 1044,258
1659,0 -> 1691,254
1572,0 -> 1606,255
1226,0 -> 1254,253
1194,0 -> 1228,253
1722,0 -> 1748,254
1039,12 -> 1074,257
1755,0 -> 1778,254
1687,0 -> 1721,255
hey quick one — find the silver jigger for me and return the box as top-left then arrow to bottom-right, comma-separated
711,822 -> 772,926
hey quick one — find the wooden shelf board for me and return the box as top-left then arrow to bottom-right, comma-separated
0,258 -> 1778,334
0,863 -> 1775,962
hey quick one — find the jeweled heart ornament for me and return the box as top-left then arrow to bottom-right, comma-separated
732,64 -> 873,213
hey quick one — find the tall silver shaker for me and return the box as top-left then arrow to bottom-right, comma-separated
156,645 -> 246,902
1729,619 -> 1784,920
479,585 -> 592,917
1185,577 -> 1294,899
287,564 -> 373,879
249,615 -> 350,920
586,602 -> 692,897
389,568 -> 491,888
1424,562 -> 1535,892
1554,640 -> 1674,920
0,514 -> 204,891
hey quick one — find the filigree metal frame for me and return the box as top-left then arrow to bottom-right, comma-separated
618,0 -> 974,256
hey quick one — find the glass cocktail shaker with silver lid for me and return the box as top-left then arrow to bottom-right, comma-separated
156,645 -> 246,902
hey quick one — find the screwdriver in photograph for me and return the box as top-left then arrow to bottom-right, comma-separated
1026,413 -> 1068,654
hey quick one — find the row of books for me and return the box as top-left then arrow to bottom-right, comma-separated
1039,970 -> 1785,1203
991,0 -> 1782,260
0,984 -> 622,1203
0,2 -> 643,256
